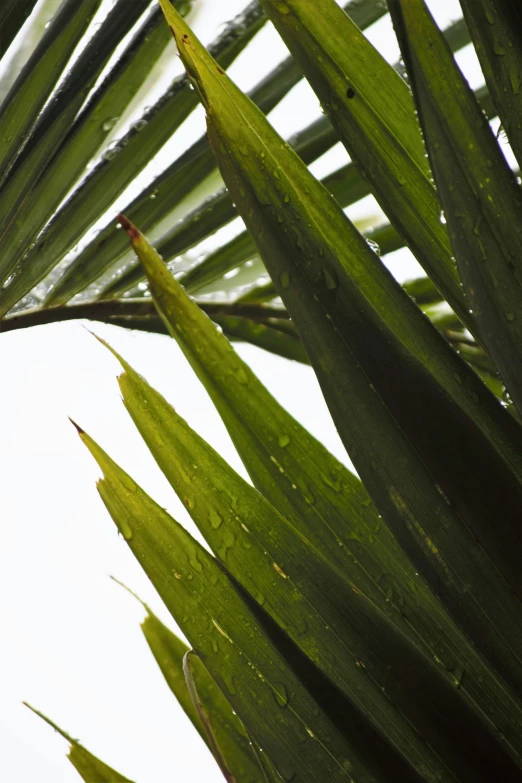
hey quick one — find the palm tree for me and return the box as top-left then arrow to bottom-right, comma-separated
2,0 -> 522,780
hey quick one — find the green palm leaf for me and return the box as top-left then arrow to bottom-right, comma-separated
24,704 -> 135,783
118,209 -> 522,756
78,423 -> 405,783
7,1 -> 522,780
458,0 -> 522,171
0,0 -> 38,59
388,0 -> 522,416
158,4 -> 522,689
112,581 -> 268,782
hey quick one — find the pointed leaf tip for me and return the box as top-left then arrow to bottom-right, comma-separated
68,417 -> 85,436
23,703 -> 75,743
117,214 -> 141,242
110,575 -> 148,610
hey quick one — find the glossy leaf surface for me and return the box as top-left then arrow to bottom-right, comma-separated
159,2 -> 522,699
388,0 -> 522,416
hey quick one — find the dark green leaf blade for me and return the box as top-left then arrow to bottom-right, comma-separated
259,0 -> 475,335
94,16 -> 481,303
112,333 -> 522,781
0,2 -> 267,317
0,3 -> 176,301
0,0 -> 103,190
183,651 -> 241,783
459,0 -> 522,171
0,0 -> 38,58
77,425 -> 399,783
169,160 -> 372,298
138,601 -> 267,781
44,135 -> 219,308
118,211 -> 522,757
0,0 -> 153,291
44,0 -> 388,309
24,704 -> 135,783
160,4 -> 522,696
388,0 -> 522,416
113,342 -> 448,779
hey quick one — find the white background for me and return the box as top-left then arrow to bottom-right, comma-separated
0,0 -> 481,780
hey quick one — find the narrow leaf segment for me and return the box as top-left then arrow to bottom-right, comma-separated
388,0 -> 522,416
117,215 -> 522,756
259,0 -> 472,335
153,5 -> 522,702
24,704 -> 135,783
120,584 -> 268,782
77,426 -> 384,783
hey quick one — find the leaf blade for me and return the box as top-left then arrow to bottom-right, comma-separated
0,0 -> 103,190
44,0 -> 388,308
0,1 -> 267,316
116,207 -> 522,758
78,426 -> 399,783
139,605 -> 265,782
459,0 -> 522,171
388,0 -> 522,416
111,329 -> 522,781
259,0 -> 474,335
159,4 -> 522,698
24,704 -> 135,783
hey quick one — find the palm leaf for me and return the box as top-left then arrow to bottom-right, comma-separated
160,3 -> 522,689
388,0 -> 522,416
0,0 -> 104,187
42,0 -> 388,307
113,580 -> 267,782
0,0 -> 496,404
0,0 -> 498,415
0,0 -> 38,59
0,0 -> 265,317
120,206 -> 522,756
24,704 -> 135,783
458,0 -> 522,170
77,423 -> 408,783
14,1 -> 522,779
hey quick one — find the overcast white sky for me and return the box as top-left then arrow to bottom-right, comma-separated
0,0 -> 484,780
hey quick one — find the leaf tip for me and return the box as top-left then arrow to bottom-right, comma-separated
110,575 -> 148,610
117,214 -> 141,243
68,417 -> 85,436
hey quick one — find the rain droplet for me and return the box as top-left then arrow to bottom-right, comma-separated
210,510 -> 223,530
322,265 -> 338,290
278,434 -> 291,448
236,367 -> 249,385
120,474 -> 137,493
366,237 -> 380,255
218,529 -> 236,561
451,665 -> 465,688
273,683 -> 289,708
280,271 -> 290,289
118,518 -> 133,541
102,116 -> 120,132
